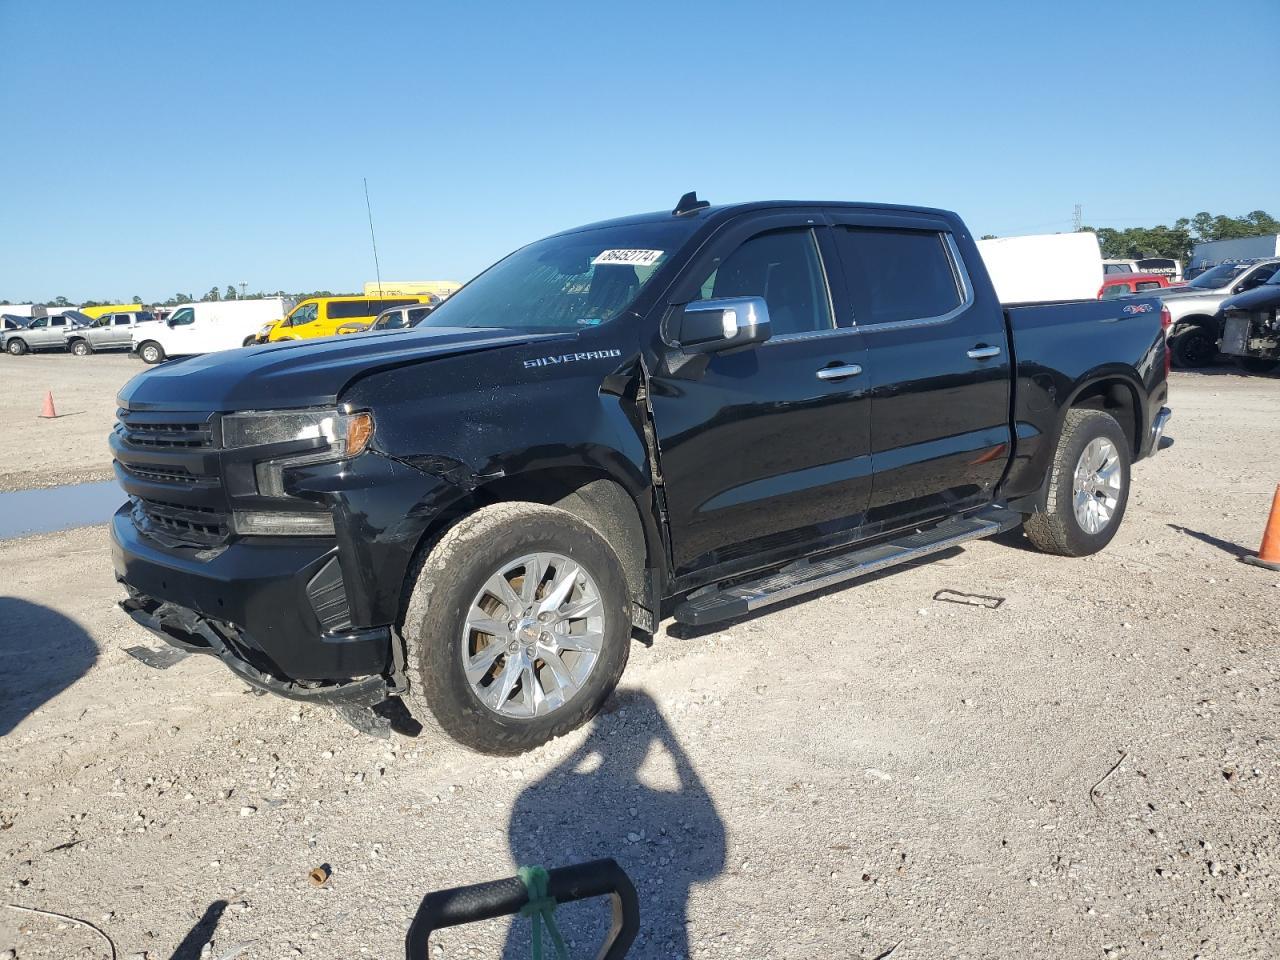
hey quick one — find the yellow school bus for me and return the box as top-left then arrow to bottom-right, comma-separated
264,294 -> 437,342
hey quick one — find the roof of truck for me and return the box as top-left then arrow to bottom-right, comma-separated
551,199 -> 961,238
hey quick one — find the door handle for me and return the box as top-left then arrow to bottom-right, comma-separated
967,345 -> 1002,360
816,363 -> 863,381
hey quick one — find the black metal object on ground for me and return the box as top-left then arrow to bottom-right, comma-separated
405,858 -> 639,959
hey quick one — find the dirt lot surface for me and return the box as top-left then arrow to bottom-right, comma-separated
1,370 -> 1278,959
0,353 -> 141,492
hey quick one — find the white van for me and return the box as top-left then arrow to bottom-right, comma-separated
133,298 -> 293,364
976,232 -> 1104,303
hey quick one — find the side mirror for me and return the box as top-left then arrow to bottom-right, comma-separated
672,296 -> 772,354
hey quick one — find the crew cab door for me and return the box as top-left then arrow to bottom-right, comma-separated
104,314 -> 132,348
827,213 -> 1011,529
648,214 -> 872,579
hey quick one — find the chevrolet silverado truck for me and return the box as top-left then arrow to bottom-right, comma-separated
111,195 -> 1173,754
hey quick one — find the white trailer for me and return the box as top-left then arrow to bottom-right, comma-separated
132,297 -> 293,364
1188,235 -> 1280,276
976,232 -> 1104,304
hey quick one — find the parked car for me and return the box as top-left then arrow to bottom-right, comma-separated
335,300 -> 439,335
1217,269 -> 1280,374
2,310 -> 94,355
259,295 -> 436,343
65,310 -> 158,355
1098,273 -> 1173,299
133,298 -> 294,364
1162,258 -> 1280,367
112,195 -> 1171,754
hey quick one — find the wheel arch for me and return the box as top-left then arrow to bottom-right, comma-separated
1062,374 -> 1142,458
401,464 -> 662,628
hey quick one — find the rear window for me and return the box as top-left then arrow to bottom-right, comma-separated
1100,283 -> 1130,299
326,300 -> 373,320
1135,281 -> 1162,291
835,228 -> 963,325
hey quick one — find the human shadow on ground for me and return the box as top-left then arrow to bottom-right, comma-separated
503,690 -> 725,958
0,597 -> 98,736
167,900 -> 229,960
1168,523 -> 1251,559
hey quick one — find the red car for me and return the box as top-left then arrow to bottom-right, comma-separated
1098,272 -> 1175,300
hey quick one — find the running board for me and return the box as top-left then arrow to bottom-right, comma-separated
673,506 -> 1022,627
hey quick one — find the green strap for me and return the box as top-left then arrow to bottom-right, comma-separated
518,865 -> 569,960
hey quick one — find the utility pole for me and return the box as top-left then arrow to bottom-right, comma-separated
239,281 -> 247,300
1072,203 -> 1083,232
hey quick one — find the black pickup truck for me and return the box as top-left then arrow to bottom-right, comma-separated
112,195 -> 1172,754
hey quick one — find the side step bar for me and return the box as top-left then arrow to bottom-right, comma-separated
673,506 -> 1023,627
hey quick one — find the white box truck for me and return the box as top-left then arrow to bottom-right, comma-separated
976,232 -> 1104,303
132,298 -> 293,364
1187,235 -> 1280,278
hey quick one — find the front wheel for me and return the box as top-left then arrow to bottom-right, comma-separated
1170,325 -> 1218,368
6,338 -> 28,356
1023,408 -> 1131,557
138,341 -> 165,364
1234,356 -> 1279,375
70,339 -> 93,356
401,502 -> 632,754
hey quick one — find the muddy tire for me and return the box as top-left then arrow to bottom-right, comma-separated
400,502 -> 631,755
1023,409 -> 1131,557
70,339 -> 93,356
6,338 -> 27,356
138,341 -> 165,364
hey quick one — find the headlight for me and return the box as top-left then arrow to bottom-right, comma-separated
222,409 -> 374,499
258,322 -> 276,335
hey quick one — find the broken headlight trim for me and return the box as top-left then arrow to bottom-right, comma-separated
221,409 -> 374,499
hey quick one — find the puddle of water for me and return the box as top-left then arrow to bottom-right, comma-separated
0,480 -> 125,540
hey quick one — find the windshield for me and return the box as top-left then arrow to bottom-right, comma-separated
1188,262 -> 1251,289
419,220 -> 701,331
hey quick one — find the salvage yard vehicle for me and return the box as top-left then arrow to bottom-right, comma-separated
1098,272 -> 1172,300
260,294 -> 436,343
1218,269 -> 1280,374
133,297 -> 293,364
66,309 -> 157,355
335,300 -> 439,336
2,310 -> 93,355
111,194 -> 1172,754
1163,258 -> 1280,367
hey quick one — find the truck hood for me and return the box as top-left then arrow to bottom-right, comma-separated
1156,286 -> 1221,300
119,327 -> 567,412
1222,285 -> 1280,312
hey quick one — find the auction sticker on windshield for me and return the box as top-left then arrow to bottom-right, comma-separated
592,249 -> 664,267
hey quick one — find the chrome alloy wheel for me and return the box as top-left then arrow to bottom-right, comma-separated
1072,437 -> 1122,535
461,552 -> 605,719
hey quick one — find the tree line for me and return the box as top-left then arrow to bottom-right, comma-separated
1082,210 -> 1279,263
1,288 -> 357,309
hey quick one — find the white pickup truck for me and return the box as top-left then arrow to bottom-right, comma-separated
132,298 -> 293,364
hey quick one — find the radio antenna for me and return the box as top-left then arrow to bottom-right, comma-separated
364,177 -> 383,296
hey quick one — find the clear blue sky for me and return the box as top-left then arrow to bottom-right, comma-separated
2,0 -> 1277,304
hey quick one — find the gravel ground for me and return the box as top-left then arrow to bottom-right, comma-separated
0,353 -> 142,492
1,370 -> 1278,959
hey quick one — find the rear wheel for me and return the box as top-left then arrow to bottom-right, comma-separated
70,339 -> 93,356
1234,356 -> 1279,375
138,341 -> 165,364
401,502 -> 631,754
6,338 -> 27,356
1023,408 -> 1131,557
242,336 -> 257,347
1170,324 -> 1218,368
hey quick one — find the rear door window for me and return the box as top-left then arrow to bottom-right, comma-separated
327,300 -> 375,320
834,228 -> 963,325
114,315 -> 132,325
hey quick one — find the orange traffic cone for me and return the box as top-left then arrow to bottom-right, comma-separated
1243,484 -> 1280,572
39,391 -> 58,419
